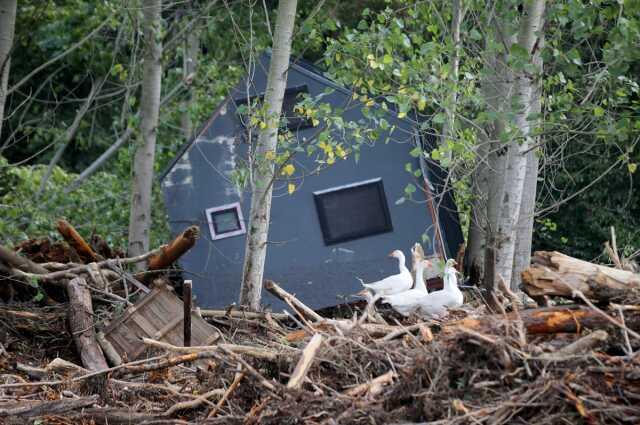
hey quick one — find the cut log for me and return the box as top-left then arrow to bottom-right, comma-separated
444,305 -> 640,336
146,225 -> 200,273
56,219 -> 102,262
66,277 -> 108,371
522,251 -> 640,303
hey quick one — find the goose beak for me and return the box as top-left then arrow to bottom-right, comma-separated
387,251 -> 394,258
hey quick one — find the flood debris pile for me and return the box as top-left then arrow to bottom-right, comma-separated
0,224 -> 639,424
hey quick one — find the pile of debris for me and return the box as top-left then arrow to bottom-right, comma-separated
0,224 -> 639,424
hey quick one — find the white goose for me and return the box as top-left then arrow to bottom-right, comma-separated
359,250 -> 412,296
381,258 -> 431,316
416,259 -> 464,318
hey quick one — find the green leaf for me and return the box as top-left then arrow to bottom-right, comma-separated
594,106 -> 605,117
628,163 -> 637,174
409,146 -> 422,158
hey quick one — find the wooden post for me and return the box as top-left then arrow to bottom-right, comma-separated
183,280 -> 192,347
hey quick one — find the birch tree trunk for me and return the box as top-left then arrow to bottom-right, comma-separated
493,0 -> 545,290
128,0 -> 163,264
0,0 -> 17,138
239,0 -> 298,309
442,0 -> 463,150
181,0 -> 198,141
511,36 -> 544,289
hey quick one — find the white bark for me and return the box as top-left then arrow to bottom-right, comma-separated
442,0 -> 463,149
493,0 -> 545,290
181,0 -> 198,141
239,0 -> 298,309
0,0 -> 17,138
511,36 -> 544,289
128,0 -> 163,263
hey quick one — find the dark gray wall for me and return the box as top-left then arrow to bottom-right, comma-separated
162,60 -> 446,310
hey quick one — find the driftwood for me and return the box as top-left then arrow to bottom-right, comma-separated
56,219 -> 102,262
522,251 -> 640,302
0,244 -> 48,274
287,333 -> 323,389
264,279 -> 323,322
66,277 -> 108,371
445,305 -> 640,336
344,370 -> 396,397
0,395 -> 98,418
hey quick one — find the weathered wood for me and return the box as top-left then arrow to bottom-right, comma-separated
184,279 -> 192,347
0,244 -> 48,274
56,219 -> 101,262
540,330 -> 609,360
66,407 -> 167,425
444,305 -> 640,336
142,338 -> 286,361
344,370 -> 396,397
522,251 -> 640,302
0,395 -> 98,417
287,333 -> 323,389
199,309 -> 289,321
147,225 -> 200,272
104,284 -> 219,360
264,279 -> 323,322
97,331 -> 123,366
66,277 -> 108,371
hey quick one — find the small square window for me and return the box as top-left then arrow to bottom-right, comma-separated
205,202 -> 246,240
314,178 -> 393,245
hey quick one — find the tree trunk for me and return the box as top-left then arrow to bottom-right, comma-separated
0,0 -> 17,138
181,0 -> 198,141
66,277 -> 109,371
239,0 -> 298,310
442,0 -> 463,152
128,0 -> 163,265
511,36 -> 544,290
489,0 -> 545,291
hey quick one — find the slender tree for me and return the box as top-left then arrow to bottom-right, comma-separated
128,0 -> 163,263
181,0 -> 199,141
0,0 -> 17,138
239,0 -> 298,309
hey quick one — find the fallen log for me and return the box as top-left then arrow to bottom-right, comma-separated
0,244 -> 48,274
56,219 -> 102,262
522,251 -> 640,303
444,305 -> 640,336
141,225 -> 200,281
0,395 -> 98,417
67,277 -> 108,371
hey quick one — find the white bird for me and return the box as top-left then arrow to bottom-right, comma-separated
416,258 -> 464,318
359,250 -> 412,296
381,258 -> 431,316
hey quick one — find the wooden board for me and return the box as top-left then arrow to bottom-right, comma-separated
103,284 -> 218,360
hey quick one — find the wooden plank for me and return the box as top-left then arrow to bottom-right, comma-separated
184,280 -> 192,347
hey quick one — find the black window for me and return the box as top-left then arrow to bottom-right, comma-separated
314,178 -> 393,245
234,85 -> 312,132
205,203 -> 246,240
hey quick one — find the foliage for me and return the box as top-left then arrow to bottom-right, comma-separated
0,157 -> 168,249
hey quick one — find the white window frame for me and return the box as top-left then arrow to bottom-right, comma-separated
205,202 -> 246,240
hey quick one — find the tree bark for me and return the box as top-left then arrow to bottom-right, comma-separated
128,0 -> 163,266
66,277 -> 108,371
56,219 -> 101,262
239,0 -> 298,309
0,0 -> 17,138
511,36 -> 544,290
181,0 -> 198,141
488,0 -> 545,291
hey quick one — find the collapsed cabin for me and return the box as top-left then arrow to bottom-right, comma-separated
160,54 -> 463,310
